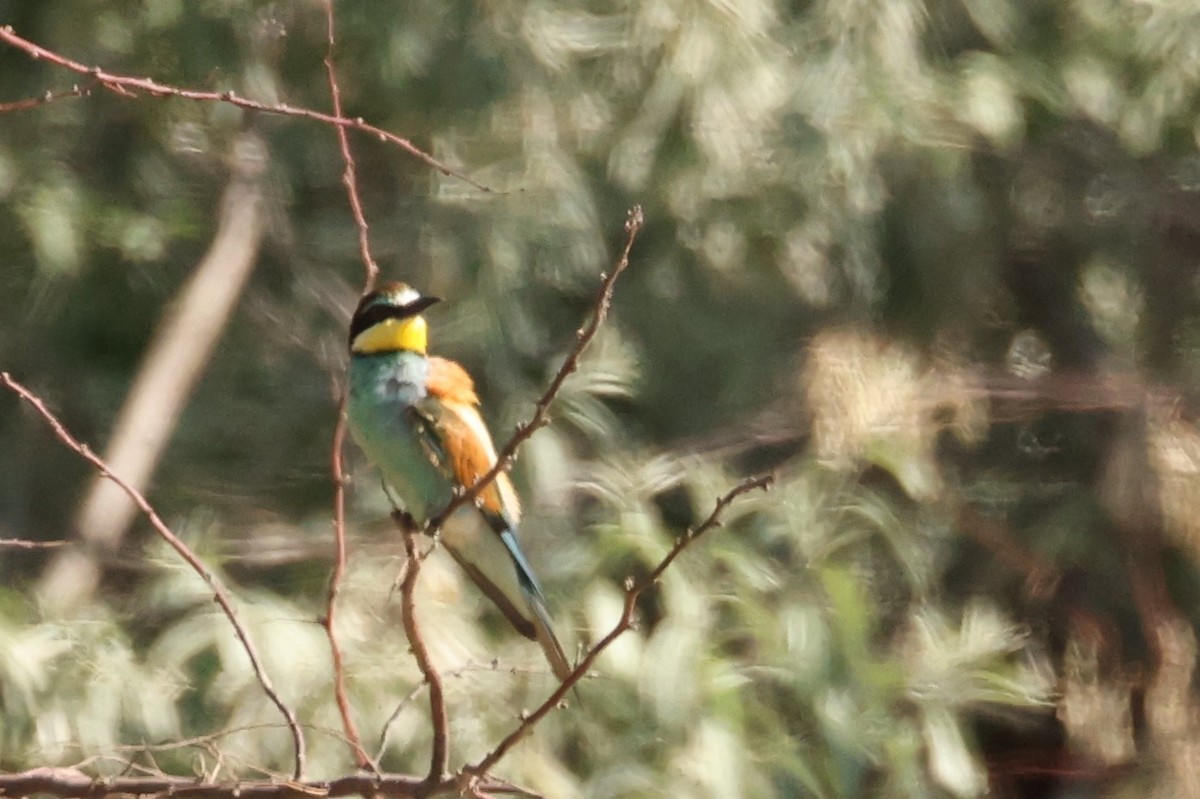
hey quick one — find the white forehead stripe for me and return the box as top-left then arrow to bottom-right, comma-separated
388,285 -> 422,305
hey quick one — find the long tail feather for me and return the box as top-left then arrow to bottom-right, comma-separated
445,519 -> 574,682
526,588 -> 573,682
497,528 -> 574,682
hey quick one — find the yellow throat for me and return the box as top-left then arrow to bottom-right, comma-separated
351,315 -> 428,355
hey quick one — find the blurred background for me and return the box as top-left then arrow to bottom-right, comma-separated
3,0 -> 1200,797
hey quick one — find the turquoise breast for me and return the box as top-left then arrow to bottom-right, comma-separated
347,351 -> 453,519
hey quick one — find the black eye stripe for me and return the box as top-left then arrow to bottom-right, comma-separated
348,304 -> 403,345
348,295 -> 440,345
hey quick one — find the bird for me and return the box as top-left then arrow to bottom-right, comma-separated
345,281 -> 572,682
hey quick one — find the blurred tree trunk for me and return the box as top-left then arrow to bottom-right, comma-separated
37,135 -> 268,613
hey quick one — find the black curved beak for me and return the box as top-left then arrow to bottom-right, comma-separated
403,295 -> 441,315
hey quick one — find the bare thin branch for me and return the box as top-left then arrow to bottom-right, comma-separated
317,0 -> 376,770
0,538 -> 67,549
424,205 -> 645,536
375,661 -> 497,763
395,514 -> 450,786
462,473 -> 773,778
323,402 -> 373,770
0,80 -> 93,112
322,0 -> 378,292
0,372 -> 308,781
0,25 -> 491,193
0,768 -> 433,799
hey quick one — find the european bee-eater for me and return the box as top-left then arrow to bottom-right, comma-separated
346,282 -> 571,682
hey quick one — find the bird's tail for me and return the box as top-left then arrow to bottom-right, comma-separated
525,588 -> 573,683
492,526 -> 575,683
449,520 -> 576,684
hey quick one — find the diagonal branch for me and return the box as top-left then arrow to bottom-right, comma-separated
0,372 -> 308,781
0,25 -> 491,193
461,473 -> 774,780
424,205 -> 645,536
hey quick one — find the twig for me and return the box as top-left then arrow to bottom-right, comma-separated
375,680 -> 426,764
0,768 -> 441,799
0,372 -> 308,781
108,723 -> 297,755
317,0 -> 375,770
395,514 -> 450,788
322,0 -> 378,292
0,538 -> 67,549
461,473 -> 773,780
323,403 -> 373,770
0,80 -> 93,112
424,205 -> 645,536
0,25 -> 490,193
375,661 -> 487,763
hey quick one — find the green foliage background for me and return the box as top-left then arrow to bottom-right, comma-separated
3,1 -> 1200,797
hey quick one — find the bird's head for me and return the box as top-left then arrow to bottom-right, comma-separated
349,282 -> 442,355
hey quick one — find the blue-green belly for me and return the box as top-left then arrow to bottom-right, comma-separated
347,352 -> 452,519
